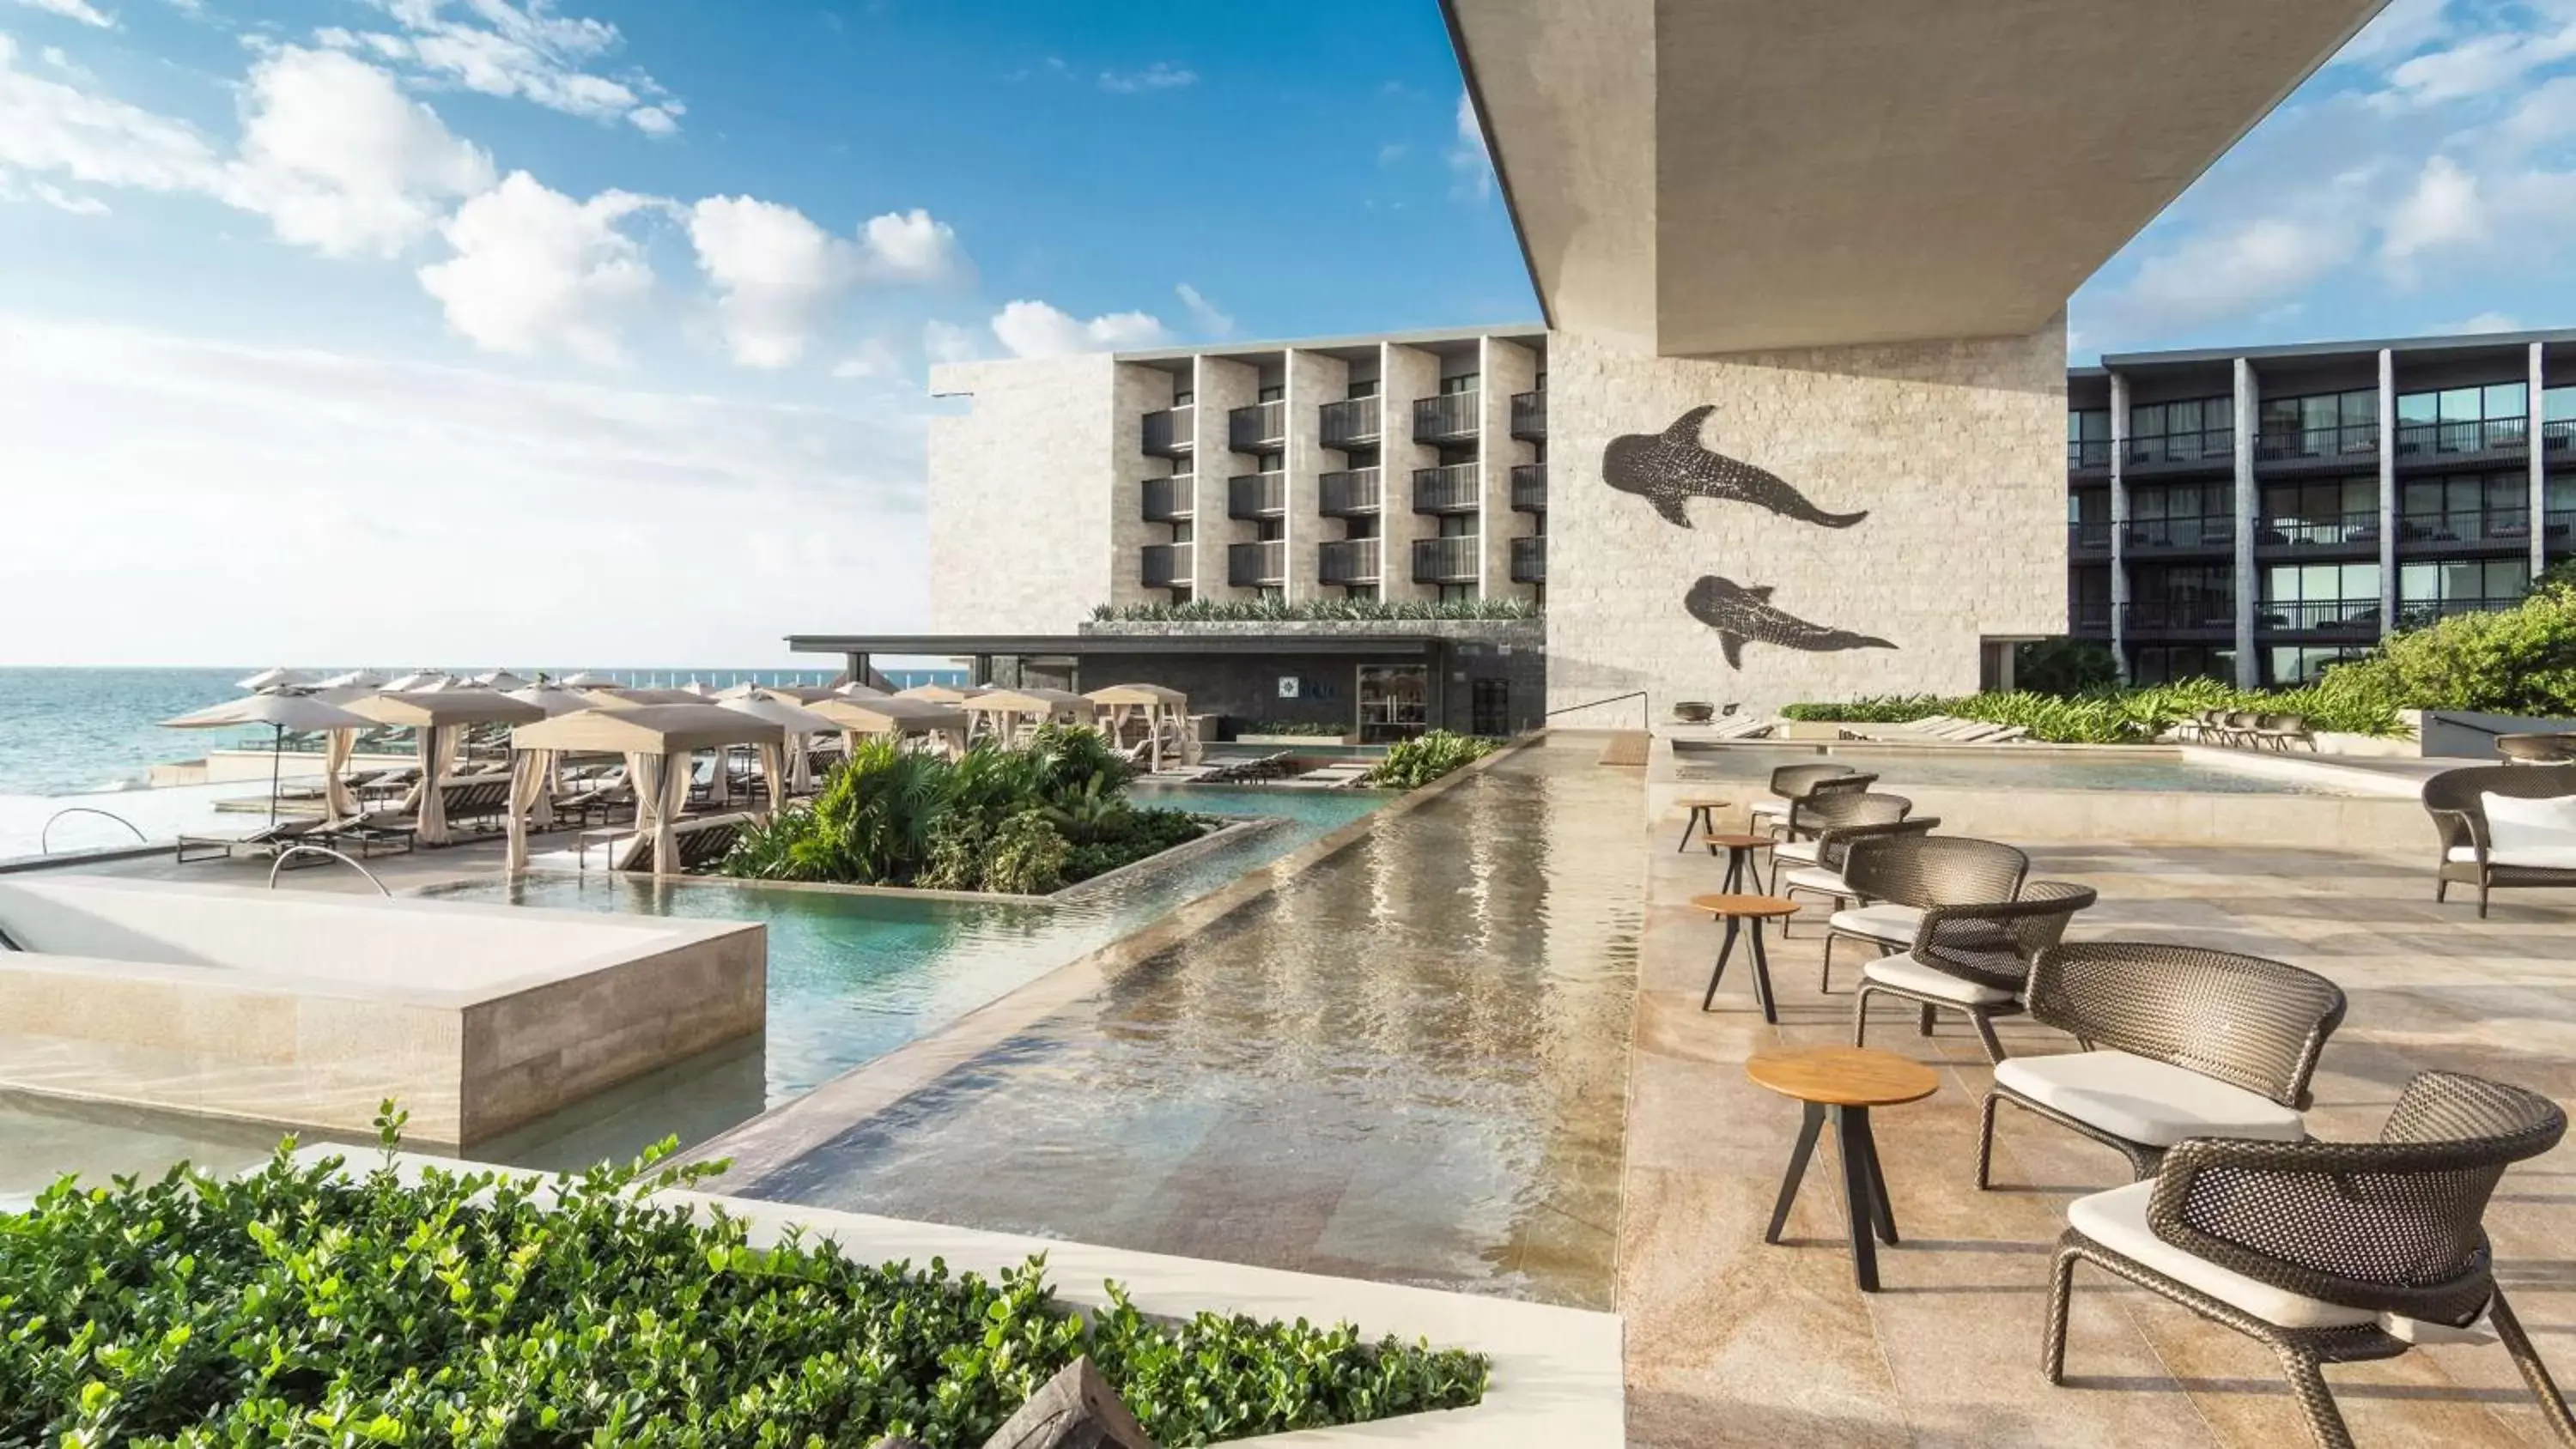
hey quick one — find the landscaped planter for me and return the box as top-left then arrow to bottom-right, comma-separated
1235,732 -> 1363,748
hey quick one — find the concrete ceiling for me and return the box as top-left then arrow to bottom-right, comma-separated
1444,0 -> 2390,355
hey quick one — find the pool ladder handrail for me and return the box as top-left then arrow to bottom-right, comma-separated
268,846 -> 392,897
39,806 -> 147,855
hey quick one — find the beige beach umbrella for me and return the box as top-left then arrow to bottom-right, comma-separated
475,670 -> 532,691
896,682 -> 984,705
343,691 -> 545,846
560,670 -> 615,687
383,670 -> 453,691
235,666 -> 305,691
677,680 -> 718,699
505,686 -> 594,716
163,690 -> 374,826
314,668 -> 386,689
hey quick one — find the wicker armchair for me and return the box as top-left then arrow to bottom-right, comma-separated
1850,882 -> 2098,1063
1979,942 -> 2345,1187
2046,1070 -> 2571,1449
2423,763 -> 2576,916
1817,834 -> 2028,991
1743,762 -> 1860,835
1777,815 -> 1940,928
1768,791 -> 1913,908
1753,766 -> 1877,840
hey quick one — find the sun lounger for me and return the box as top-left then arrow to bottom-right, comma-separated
307,812 -> 419,858
611,814 -> 749,873
174,817 -> 331,864
1705,715 -> 1776,741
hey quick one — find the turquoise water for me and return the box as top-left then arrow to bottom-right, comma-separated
1676,743 -> 2367,796
424,783 -> 1390,1169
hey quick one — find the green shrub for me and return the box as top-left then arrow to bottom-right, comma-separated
1091,597 -> 1539,623
2322,588 -> 2576,718
915,810 -> 992,891
2011,638 -> 2120,696
1778,676 -> 2404,744
1367,731 -> 1498,788
1238,719 -> 1352,737
0,1112 -> 1486,1446
984,809 -> 1072,894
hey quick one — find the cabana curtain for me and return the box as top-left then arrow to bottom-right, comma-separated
503,747 -> 555,870
322,727 -> 358,822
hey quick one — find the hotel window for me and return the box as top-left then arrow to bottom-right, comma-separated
2068,408 -> 2110,468
2260,561 -> 2379,628
2546,385 -> 2576,452
2258,477 -> 2375,544
2127,482 -> 2230,547
2399,472 -> 2526,543
2397,380 -> 2528,453
1257,452 -> 1282,472
2401,555 -> 2528,608
1257,384 -> 1285,403
2128,396 -> 2232,463
2549,474 -> 2576,534
2266,646 -> 2367,687
2257,388 -> 2375,456
1172,389 -> 1194,407
1441,373 -> 1479,394
1347,378 -> 1380,398
2131,645 -> 2233,685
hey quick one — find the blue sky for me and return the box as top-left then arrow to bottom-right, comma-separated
0,0 -> 2565,664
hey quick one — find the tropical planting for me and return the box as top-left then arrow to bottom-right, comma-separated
721,725 -> 1206,895
1368,731 -> 1498,788
1780,676 -> 2405,744
0,1112 -> 1489,1446
1092,597 -> 1540,623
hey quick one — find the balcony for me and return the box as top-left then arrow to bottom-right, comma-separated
1413,463 -> 1481,514
2396,511 -> 2533,556
1319,468 -> 1382,516
1141,543 -> 1192,590
1140,476 -> 1192,523
2254,424 -> 2379,474
1510,390 -> 1546,440
2394,595 -> 2525,629
2123,517 -> 2235,556
2551,508 -> 2576,552
2069,599 -> 2113,636
2125,429 -> 2235,477
1510,463 -> 1547,512
2254,511 -> 2379,555
1510,534 -> 1546,584
2395,416 -> 2527,469
2546,419 -> 2576,454
1319,537 -> 1380,586
1227,471 -> 1285,520
1229,399 -> 1286,453
1320,397 -> 1380,449
1413,391 -> 1479,445
2067,438 -> 2112,476
1142,406 -> 1194,459
1412,535 -> 1479,585
2256,598 -> 2383,635
2123,598 -> 2237,637
2068,520 -> 2111,555
1228,539 -> 1285,588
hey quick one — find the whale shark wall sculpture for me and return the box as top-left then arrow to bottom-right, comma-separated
1686,575 -> 1897,670
1603,405 -> 1868,530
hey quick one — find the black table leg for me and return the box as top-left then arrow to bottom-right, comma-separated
1832,1105 -> 1882,1291
1719,845 -> 1745,894
1700,914 -> 1741,1010
1675,805 -> 1705,852
1747,917 -> 1778,1023
1848,1106 -> 1899,1246
1765,1101 -> 1826,1244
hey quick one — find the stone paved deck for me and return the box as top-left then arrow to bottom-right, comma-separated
1629,828 -> 2576,1447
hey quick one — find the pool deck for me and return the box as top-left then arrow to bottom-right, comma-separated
1630,815 -> 2576,1446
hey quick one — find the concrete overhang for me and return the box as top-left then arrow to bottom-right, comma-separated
1443,0 -> 2390,355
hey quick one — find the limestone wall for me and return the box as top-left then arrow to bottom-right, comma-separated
928,355 -> 1118,634
1546,324 -> 2066,723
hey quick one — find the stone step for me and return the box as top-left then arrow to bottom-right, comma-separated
1599,731 -> 1650,767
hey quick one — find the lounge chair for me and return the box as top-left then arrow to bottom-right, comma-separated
611,814 -> 748,873
1775,814 -> 1938,946
1704,714 -> 1776,741
1850,881 -> 2095,1063
1770,794 -> 1918,919
2423,763 -> 2576,916
2252,712 -> 2314,751
1746,764 -> 1869,839
1818,833 -> 2026,992
174,816 -> 331,864
305,812 -> 418,858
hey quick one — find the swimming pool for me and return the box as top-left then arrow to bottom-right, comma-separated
422,783 -> 1390,1170
1676,743 -> 2377,795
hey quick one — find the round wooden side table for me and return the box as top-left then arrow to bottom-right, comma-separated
1674,797 -> 1731,853
1746,1045 -> 1940,1293
1699,832 -> 1775,894
1690,893 -> 1800,1022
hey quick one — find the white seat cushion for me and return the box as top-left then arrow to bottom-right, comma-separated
1827,901 -> 1922,943
2068,1181 -> 2375,1331
1771,838 -> 1820,864
1994,1049 -> 2305,1149
1862,954 -> 2014,1004
2484,791 -> 2576,856
1780,865 -> 1850,896
1749,800 -> 1789,818
2448,845 -> 2481,864
2454,840 -> 2576,868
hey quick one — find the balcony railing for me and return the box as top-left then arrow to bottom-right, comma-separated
2254,424 -> 2380,466
2545,419 -> 2576,452
2067,438 -> 2112,473
1412,535 -> 1479,585
1510,463 -> 1547,512
1319,468 -> 1382,516
2395,596 -> 2526,628
1141,543 -> 1192,590
1413,391 -> 1479,445
2123,517 -> 2236,552
2068,520 -> 2111,554
1413,462 -> 1481,514
1320,397 -> 1380,449
2069,600 -> 2114,634
2550,508 -> 2576,546
2126,429 -> 2236,470
1230,399 -> 1286,453
1227,471 -> 1285,520
2254,511 -> 2379,549
2397,511 -> 2533,549
2123,598 -> 2237,633
2256,599 -> 2383,633
1510,390 -> 1545,440
1227,540 -> 1285,588
2395,416 -> 2527,460
1510,534 -> 1546,583
1142,406 -> 1194,458
1140,476 -> 1192,523
1318,537 -> 1381,586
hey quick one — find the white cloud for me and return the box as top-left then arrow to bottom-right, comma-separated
685,195 -> 852,369
0,312 -> 931,666
2377,19 -> 2576,106
335,0 -> 680,134
7,0 -> 114,28
2333,0 -> 2454,67
922,318 -> 981,365
1097,61 -> 1194,94
829,336 -> 902,379
2382,154 -> 2484,264
221,46 -> 494,258
31,179 -> 106,213
1174,282 -> 1231,338
2109,213 -> 2362,333
988,299 -> 1168,358
858,206 -> 964,282
1447,90 -> 1491,201
0,33 -> 222,191
2435,310 -> 2522,332
416,170 -> 654,363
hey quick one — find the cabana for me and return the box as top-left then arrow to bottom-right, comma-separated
805,694 -> 969,759
506,705 -> 788,876
1085,683 -> 1197,771
716,688 -> 841,794
896,682 -> 984,705
342,691 -> 546,846
961,688 -> 1094,745
580,686 -> 709,709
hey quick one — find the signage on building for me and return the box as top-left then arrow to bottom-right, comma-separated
1277,676 -> 1300,699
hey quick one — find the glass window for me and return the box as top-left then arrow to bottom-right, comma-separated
2301,395 -> 2339,433
1172,389 -> 1194,406
2341,389 -> 2378,427
1440,373 -> 1479,395
2397,391 -> 2438,424
2439,387 -> 2483,422
2549,473 -> 2576,510
1346,379 -> 1379,399
2487,473 -> 2525,514
2547,385 -> 2576,422
2487,381 -> 2529,419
